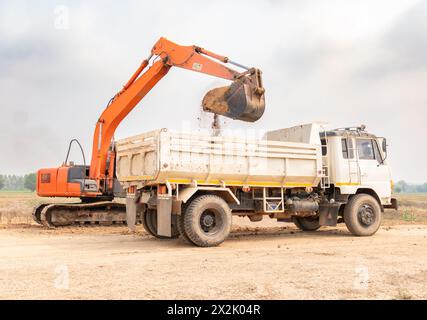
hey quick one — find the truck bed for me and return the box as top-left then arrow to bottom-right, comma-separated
115,128 -> 322,188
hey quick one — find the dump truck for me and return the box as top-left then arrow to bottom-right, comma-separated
120,123 -> 398,247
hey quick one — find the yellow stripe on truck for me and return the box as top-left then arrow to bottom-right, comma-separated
335,182 -> 360,186
168,178 -> 313,188
123,175 -> 154,181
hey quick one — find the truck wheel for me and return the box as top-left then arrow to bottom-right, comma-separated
142,209 -> 156,237
142,209 -> 179,239
176,202 -> 192,242
176,214 -> 192,242
183,195 -> 232,247
344,194 -> 381,236
293,216 -> 321,231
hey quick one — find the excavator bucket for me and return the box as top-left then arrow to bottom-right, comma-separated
202,69 -> 265,122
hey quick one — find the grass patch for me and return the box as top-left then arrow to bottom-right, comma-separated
0,190 -> 33,194
402,209 -> 416,222
382,193 -> 427,225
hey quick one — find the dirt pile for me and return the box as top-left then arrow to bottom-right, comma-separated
202,86 -> 229,114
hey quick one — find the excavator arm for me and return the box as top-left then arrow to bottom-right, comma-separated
90,37 -> 265,186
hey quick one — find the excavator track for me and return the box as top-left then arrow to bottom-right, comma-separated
33,202 -> 137,228
32,203 -> 49,225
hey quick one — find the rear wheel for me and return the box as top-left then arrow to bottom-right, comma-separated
293,216 -> 321,231
177,213 -> 192,242
142,209 -> 179,239
344,194 -> 381,236
142,209 -> 156,237
183,195 -> 232,247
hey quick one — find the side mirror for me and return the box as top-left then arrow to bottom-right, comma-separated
382,139 -> 387,153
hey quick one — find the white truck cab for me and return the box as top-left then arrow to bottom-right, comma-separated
321,125 -> 395,208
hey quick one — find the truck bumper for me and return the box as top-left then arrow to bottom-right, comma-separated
384,198 -> 398,210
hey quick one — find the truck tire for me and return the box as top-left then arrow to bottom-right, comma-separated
344,194 -> 381,236
142,209 -> 179,239
293,216 -> 321,231
182,195 -> 232,247
142,209 -> 156,237
176,214 -> 192,242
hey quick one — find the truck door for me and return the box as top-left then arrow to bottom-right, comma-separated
355,138 -> 391,199
341,137 -> 358,184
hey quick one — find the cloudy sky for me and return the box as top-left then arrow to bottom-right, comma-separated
0,0 -> 426,182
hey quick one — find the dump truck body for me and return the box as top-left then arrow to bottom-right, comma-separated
116,128 -> 322,190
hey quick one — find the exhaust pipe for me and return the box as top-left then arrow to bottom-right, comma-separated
202,68 -> 265,122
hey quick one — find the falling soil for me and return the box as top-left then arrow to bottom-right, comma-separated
211,114 -> 221,136
199,87 -> 226,136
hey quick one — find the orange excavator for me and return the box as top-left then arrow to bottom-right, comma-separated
33,37 -> 265,228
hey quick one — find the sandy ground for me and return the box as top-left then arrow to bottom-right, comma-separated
0,217 -> 426,300
1,192 -> 426,299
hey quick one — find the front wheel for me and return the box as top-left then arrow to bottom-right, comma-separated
183,195 -> 232,247
344,194 -> 382,236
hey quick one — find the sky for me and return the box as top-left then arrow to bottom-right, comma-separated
0,0 -> 426,182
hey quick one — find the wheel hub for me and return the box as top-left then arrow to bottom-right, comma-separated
200,211 -> 216,232
202,214 -> 214,227
358,204 -> 375,226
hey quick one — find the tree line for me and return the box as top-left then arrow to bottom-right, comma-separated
0,173 -> 36,192
0,175 -> 425,194
394,180 -> 427,193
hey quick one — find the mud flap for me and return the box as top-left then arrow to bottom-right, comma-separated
319,202 -> 341,226
126,196 -> 137,232
157,196 -> 172,237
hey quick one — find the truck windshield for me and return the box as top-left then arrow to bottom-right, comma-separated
356,139 -> 375,160
373,140 -> 383,164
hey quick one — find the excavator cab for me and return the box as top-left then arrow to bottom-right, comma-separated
202,68 -> 265,122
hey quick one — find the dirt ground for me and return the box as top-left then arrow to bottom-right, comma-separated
0,192 -> 427,300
